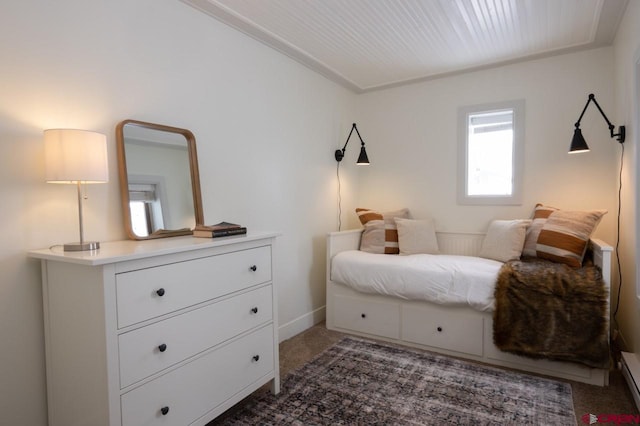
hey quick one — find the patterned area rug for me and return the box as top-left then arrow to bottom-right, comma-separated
217,337 -> 576,425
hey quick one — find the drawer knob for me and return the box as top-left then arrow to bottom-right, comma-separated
250,307 -> 259,314
252,355 -> 260,362
437,326 -> 443,332
158,343 -> 167,353
160,406 -> 169,416
361,313 -> 366,318
249,265 -> 257,272
156,288 -> 166,297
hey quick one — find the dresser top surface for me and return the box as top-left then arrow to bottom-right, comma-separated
28,232 -> 280,266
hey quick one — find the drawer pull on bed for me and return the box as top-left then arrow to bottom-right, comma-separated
156,288 -> 165,297
158,343 -> 167,353
361,313 -> 366,318
160,406 -> 169,416
250,307 -> 259,314
249,265 -> 257,272
437,326 -> 443,332
252,355 -> 260,362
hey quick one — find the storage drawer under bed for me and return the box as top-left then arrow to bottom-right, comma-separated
332,293 -> 401,339
402,303 -> 484,356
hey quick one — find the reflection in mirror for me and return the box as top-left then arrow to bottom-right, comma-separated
116,120 -> 204,240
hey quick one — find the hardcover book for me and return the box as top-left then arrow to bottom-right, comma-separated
193,222 -> 247,238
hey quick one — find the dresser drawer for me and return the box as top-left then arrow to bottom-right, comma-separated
402,304 -> 484,356
116,246 -> 271,328
118,285 -> 273,388
120,324 -> 275,426
333,294 -> 400,339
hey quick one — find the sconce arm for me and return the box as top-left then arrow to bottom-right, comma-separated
575,94 -> 625,143
335,123 -> 364,161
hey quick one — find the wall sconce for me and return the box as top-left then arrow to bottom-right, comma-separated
569,93 -> 626,153
335,123 -> 370,165
44,129 -> 109,251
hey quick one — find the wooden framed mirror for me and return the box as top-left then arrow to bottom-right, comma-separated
116,119 -> 204,240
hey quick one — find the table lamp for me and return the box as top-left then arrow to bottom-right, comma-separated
44,129 -> 109,251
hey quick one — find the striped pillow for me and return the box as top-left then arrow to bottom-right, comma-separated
356,208 -> 411,254
536,209 -> 606,267
358,220 -> 386,254
522,204 -> 558,257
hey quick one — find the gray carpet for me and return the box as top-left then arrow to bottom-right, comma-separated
217,336 -> 576,425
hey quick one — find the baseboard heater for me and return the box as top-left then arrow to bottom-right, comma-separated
621,352 -> 640,411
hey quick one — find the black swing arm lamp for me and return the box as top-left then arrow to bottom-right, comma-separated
335,123 -> 370,165
570,93 -> 625,153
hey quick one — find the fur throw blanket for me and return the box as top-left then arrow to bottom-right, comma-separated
493,258 -> 609,369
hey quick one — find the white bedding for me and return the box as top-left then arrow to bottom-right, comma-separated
330,250 -> 503,312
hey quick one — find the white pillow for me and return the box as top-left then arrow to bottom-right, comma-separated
479,219 -> 531,262
395,217 -> 440,255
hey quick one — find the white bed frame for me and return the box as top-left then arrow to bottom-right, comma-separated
326,229 -> 613,386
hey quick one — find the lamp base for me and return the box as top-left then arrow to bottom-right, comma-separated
63,241 -> 100,252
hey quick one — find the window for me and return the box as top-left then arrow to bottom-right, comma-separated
457,100 -> 525,205
128,182 -> 166,236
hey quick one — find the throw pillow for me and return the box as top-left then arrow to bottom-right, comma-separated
358,220 -> 386,254
522,204 -> 558,257
395,217 -> 440,255
479,219 -> 531,262
356,207 -> 411,254
536,209 -> 607,267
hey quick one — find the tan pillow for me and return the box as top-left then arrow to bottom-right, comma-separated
522,204 -> 558,257
356,208 -> 411,254
536,209 -> 607,267
479,219 -> 531,262
395,218 -> 440,255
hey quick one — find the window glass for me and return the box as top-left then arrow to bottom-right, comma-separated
128,182 -> 166,236
457,100 -> 524,205
467,110 -> 513,196
130,201 -> 151,237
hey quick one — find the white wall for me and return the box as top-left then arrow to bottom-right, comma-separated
353,48 -> 619,245
613,0 -> 640,352
0,0 -> 355,424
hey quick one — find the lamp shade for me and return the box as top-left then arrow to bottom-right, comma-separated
569,128 -> 590,154
357,146 -> 370,165
44,129 -> 109,183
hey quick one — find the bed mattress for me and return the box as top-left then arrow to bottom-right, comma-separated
330,250 -> 502,312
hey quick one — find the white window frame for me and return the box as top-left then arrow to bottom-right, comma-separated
457,99 -> 525,205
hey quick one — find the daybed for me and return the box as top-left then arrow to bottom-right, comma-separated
326,228 -> 612,386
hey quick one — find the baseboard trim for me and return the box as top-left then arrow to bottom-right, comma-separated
621,352 -> 640,412
278,305 -> 326,342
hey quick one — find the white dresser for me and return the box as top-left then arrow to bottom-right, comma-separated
29,232 -> 280,426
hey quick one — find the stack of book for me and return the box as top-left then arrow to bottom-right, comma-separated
193,222 -> 247,238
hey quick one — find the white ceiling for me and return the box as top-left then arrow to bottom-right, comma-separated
182,0 -> 629,93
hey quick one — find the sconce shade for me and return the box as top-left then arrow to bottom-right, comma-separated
44,129 -> 109,183
357,146 -> 370,165
569,128 -> 590,153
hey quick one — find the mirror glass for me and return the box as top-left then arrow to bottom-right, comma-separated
116,119 -> 204,240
